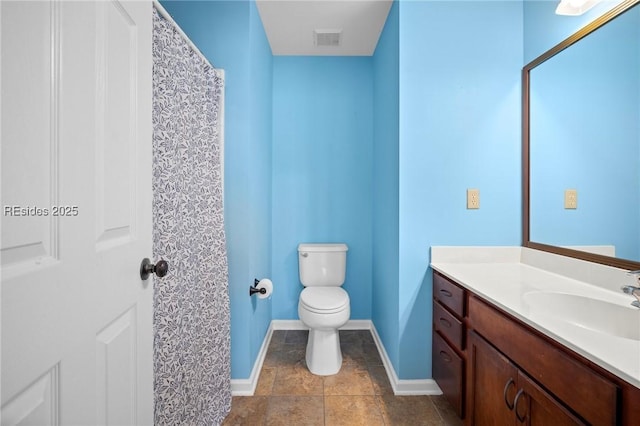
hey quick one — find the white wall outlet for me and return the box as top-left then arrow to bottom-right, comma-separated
467,189 -> 480,209
564,189 -> 577,209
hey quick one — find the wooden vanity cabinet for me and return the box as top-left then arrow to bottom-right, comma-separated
467,330 -> 585,426
432,272 -> 467,418
432,270 -> 640,426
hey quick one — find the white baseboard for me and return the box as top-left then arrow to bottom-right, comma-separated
368,324 -> 442,395
270,319 -> 308,330
230,322 -> 274,396
230,319 -> 442,396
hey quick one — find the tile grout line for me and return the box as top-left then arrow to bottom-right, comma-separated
377,395 -> 388,426
322,370 -> 326,426
322,392 -> 326,426
429,394 -> 446,424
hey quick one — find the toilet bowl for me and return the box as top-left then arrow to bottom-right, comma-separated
297,243 -> 350,376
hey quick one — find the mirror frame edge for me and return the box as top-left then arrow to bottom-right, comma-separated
522,0 -> 640,271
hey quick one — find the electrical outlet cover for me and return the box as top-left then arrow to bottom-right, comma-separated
467,189 -> 480,209
564,189 -> 577,209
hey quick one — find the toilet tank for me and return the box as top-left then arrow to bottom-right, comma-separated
298,243 -> 348,287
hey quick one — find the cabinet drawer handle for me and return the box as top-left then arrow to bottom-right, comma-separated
439,289 -> 452,297
439,350 -> 452,363
514,389 -> 527,423
503,378 -> 515,410
439,317 -> 452,328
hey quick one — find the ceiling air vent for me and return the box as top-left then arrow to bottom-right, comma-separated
313,29 -> 342,47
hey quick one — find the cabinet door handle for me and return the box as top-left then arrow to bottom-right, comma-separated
439,289 -> 452,297
439,317 -> 452,328
439,350 -> 452,363
514,388 -> 527,423
503,378 -> 515,410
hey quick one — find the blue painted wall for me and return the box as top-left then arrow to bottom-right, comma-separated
529,6 -> 640,259
397,0 -> 523,379
271,57 -> 374,320
372,1 -> 400,374
161,0 -> 273,380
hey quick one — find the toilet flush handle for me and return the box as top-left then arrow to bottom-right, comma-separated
301,252 -> 308,258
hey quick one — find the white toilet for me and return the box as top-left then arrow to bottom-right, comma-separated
297,243 -> 350,376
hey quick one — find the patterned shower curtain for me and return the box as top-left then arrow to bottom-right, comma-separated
152,9 -> 231,425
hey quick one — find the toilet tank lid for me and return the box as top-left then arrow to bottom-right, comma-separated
298,243 -> 348,252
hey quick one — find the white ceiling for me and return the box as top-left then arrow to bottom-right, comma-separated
256,0 -> 393,56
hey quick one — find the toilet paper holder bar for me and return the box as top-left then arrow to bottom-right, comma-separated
249,279 -> 267,296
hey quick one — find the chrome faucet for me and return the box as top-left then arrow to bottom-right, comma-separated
621,270 -> 640,308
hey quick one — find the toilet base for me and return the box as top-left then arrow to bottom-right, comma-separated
305,329 -> 342,376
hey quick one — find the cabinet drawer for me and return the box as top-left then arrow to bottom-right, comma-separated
433,272 -> 465,317
433,331 -> 464,418
469,296 -> 618,426
433,300 -> 464,350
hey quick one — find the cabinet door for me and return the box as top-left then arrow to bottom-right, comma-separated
517,371 -> 585,426
433,331 -> 464,417
467,331 -> 517,426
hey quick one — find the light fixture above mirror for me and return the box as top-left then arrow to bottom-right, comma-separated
556,0 -> 602,15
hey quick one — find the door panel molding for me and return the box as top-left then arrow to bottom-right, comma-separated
95,0 -> 138,251
1,0 -> 60,278
96,307 -> 137,426
1,364 -> 60,426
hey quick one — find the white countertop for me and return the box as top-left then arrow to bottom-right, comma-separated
431,246 -> 640,389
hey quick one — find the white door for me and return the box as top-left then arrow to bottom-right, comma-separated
1,1 -> 153,425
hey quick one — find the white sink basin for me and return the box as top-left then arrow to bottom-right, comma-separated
523,292 -> 640,341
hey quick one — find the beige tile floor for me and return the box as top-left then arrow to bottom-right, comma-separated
222,330 -> 464,426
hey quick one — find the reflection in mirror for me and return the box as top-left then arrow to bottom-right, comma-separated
524,0 -> 640,269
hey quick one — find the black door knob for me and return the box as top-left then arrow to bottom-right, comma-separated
140,258 -> 169,280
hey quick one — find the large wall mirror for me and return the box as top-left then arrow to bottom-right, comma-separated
523,0 -> 640,270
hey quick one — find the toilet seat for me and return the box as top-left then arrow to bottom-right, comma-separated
299,287 -> 349,314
